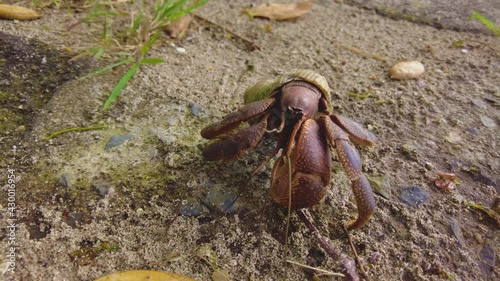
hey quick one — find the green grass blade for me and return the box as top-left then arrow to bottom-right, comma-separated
171,0 -> 207,21
140,31 -> 161,56
139,58 -> 165,64
130,12 -> 144,37
153,0 -> 177,23
161,0 -> 187,21
70,46 -> 102,62
92,47 -> 105,62
103,63 -> 140,110
470,10 -> 500,36
82,57 -> 134,79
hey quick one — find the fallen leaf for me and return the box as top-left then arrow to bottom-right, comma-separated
367,174 -> 392,199
0,4 -> 41,20
95,270 -> 196,281
434,171 -> 459,190
244,1 -> 313,21
465,202 -> 500,225
166,13 -> 193,38
212,269 -> 231,281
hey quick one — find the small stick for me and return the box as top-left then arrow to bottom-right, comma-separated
194,14 -> 261,50
343,226 -> 370,280
338,44 -> 388,63
286,259 -> 345,277
297,209 -> 359,281
45,125 -> 106,141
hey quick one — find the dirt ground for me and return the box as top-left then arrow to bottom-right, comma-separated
0,1 -> 499,280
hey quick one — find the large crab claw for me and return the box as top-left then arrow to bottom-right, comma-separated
270,119 -> 332,209
201,98 -> 275,161
320,115 -> 376,230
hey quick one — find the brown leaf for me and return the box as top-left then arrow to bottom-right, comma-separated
244,1 -> 313,21
0,4 -> 41,21
166,13 -> 194,38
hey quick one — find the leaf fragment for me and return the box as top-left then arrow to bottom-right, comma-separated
465,202 -> 500,225
95,270 -> 196,281
166,13 -> 193,38
0,4 -> 41,20
244,1 -> 313,21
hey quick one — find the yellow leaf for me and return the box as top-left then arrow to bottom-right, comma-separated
244,1 -> 313,21
0,4 -> 41,21
212,269 -> 231,281
95,270 -> 196,281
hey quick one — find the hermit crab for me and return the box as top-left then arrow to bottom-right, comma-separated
201,70 -> 377,229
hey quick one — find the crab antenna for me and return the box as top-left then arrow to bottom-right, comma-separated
283,154 -> 293,262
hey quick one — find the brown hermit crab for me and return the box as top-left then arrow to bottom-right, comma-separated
201,70 -> 377,229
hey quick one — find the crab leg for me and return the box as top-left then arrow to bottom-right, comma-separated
320,116 -> 375,230
201,98 -> 275,139
202,115 -> 268,161
330,114 -> 377,147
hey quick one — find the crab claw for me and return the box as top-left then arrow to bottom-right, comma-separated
202,116 -> 268,161
320,116 -> 376,230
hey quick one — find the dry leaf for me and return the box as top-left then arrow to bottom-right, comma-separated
166,13 -> 193,38
95,270 -> 196,281
0,4 -> 41,20
244,1 -> 313,21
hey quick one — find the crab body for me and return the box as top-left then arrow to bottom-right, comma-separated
201,70 -> 377,229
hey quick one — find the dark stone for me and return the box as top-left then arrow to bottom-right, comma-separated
400,186 -> 429,206
105,134 -> 133,151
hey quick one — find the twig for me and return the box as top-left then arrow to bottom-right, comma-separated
45,125 -> 106,141
338,44 -> 388,63
297,209 -> 339,260
297,209 -> 359,281
194,14 -> 261,51
286,259 -> 345,277
344,226 -> 370,281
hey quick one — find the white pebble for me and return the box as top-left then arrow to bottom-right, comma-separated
389,61 -> 425,80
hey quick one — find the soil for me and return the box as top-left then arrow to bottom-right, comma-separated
0,1 -> 499,280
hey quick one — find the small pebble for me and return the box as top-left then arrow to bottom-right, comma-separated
389,61 -> 425,80
472,98 -> 487,108
480,116 -> 496,128
190,103 -> 202,116
203,190 -> 240,214
0,79 -> 11,85
465,128 -> 480,137
479,246 -> 495,278
180,198 -> 204,217
450,217 -> 465,248
105,134 -> 133,151
58,173 -> 74,187
400,186 -> 429,206
93,183 -> 112,196
424,162 -> 434,170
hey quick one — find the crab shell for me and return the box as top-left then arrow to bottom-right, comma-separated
243,69 -> 332,111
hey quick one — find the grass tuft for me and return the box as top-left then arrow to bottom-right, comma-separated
73,0 -> 207,110
470,10 -> 500,36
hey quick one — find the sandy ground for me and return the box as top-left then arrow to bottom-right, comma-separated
0,1 -> 499,280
